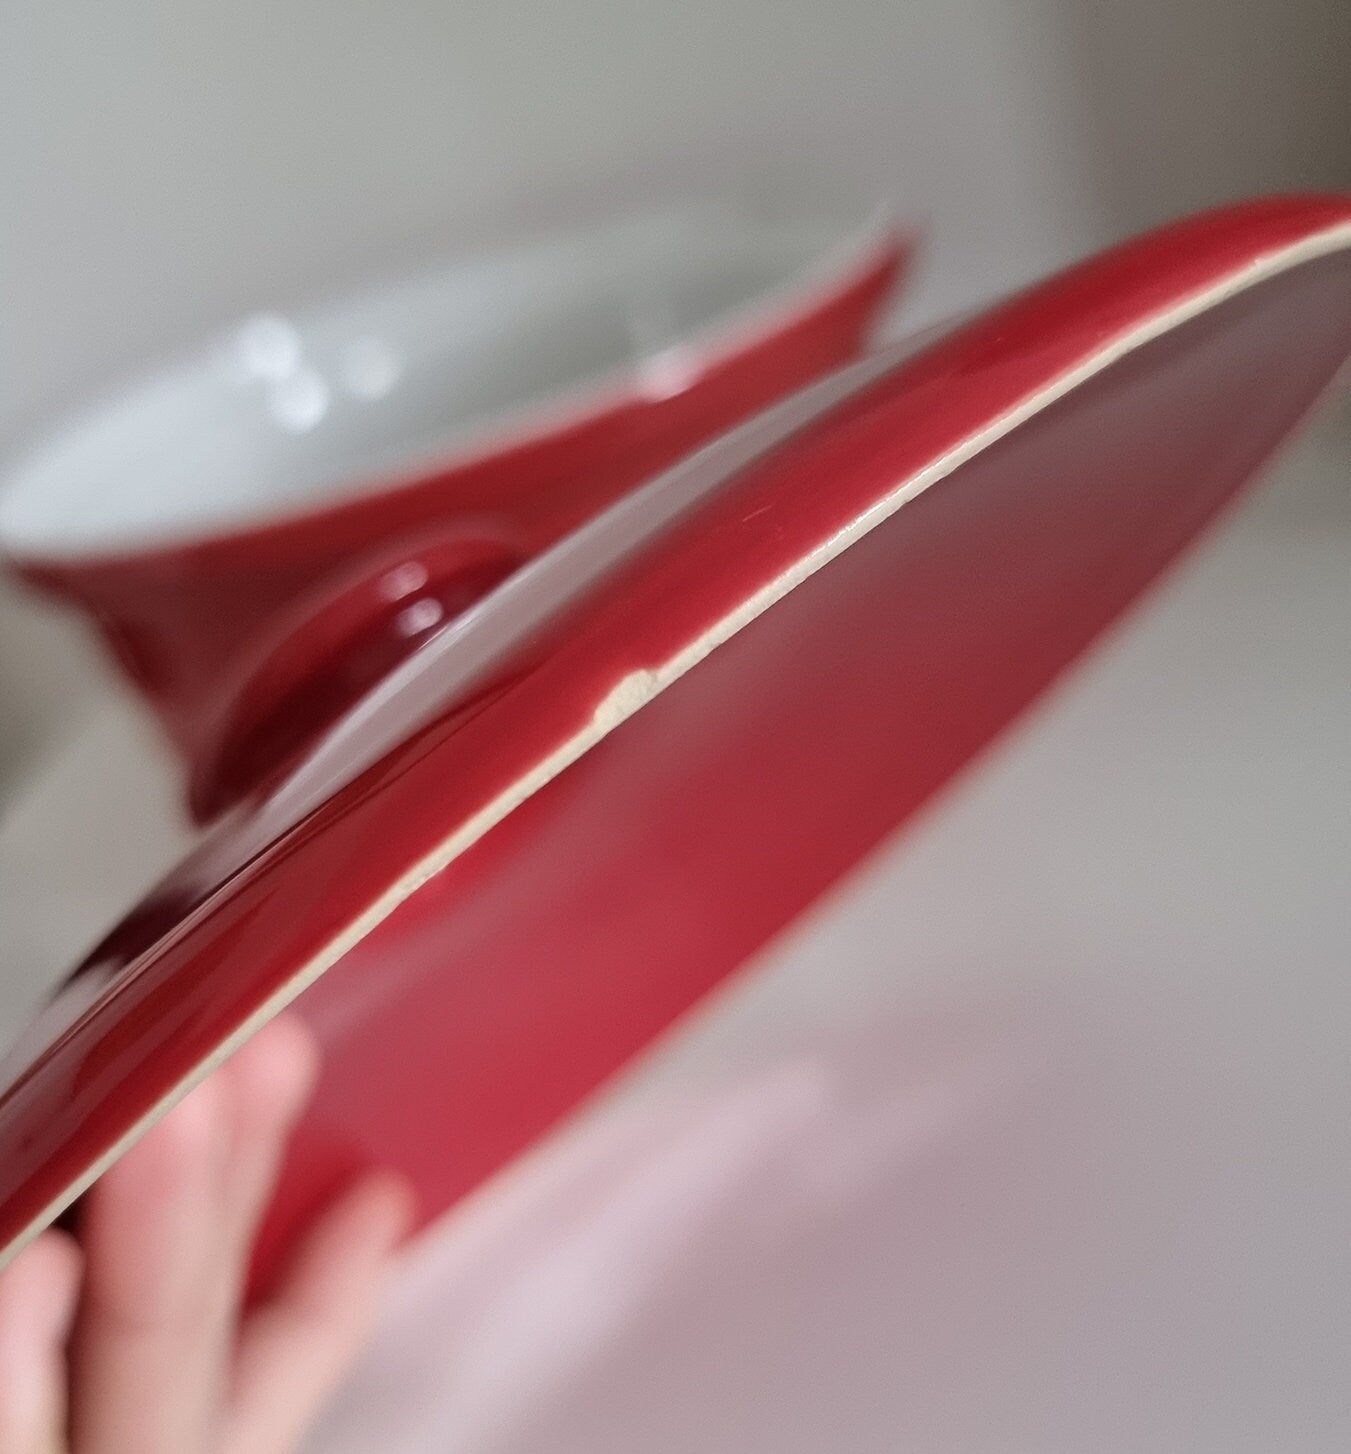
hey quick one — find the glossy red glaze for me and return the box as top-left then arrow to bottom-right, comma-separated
186,527 -> 526,821
9,236 -> 905,818
0,196 -> 1348,1279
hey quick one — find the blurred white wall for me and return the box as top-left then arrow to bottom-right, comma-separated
0,0 -> 1346,792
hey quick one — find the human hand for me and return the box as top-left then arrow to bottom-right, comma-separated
0,1016 -> 411,1453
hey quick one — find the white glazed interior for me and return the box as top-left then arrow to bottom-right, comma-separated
0,209 -> 888,559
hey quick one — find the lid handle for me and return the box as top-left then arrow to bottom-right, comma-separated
187,528 -> 524,821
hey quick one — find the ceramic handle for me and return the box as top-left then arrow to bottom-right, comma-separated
188,529 -> 523,821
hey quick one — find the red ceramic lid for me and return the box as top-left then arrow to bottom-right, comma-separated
2,195 -> 1349,1278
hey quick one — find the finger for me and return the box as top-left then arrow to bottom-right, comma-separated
70,1018 -> 319,1454
218,1017 -> 320,1257
0,1231 -> 82,1454
69,1069 -> 232,1453
225,1173 -> 413,1454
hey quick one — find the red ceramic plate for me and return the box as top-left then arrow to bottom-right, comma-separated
2,195 -> 1349,1280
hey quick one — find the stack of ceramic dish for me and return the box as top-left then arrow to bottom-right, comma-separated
0,194 -> 1347,1291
